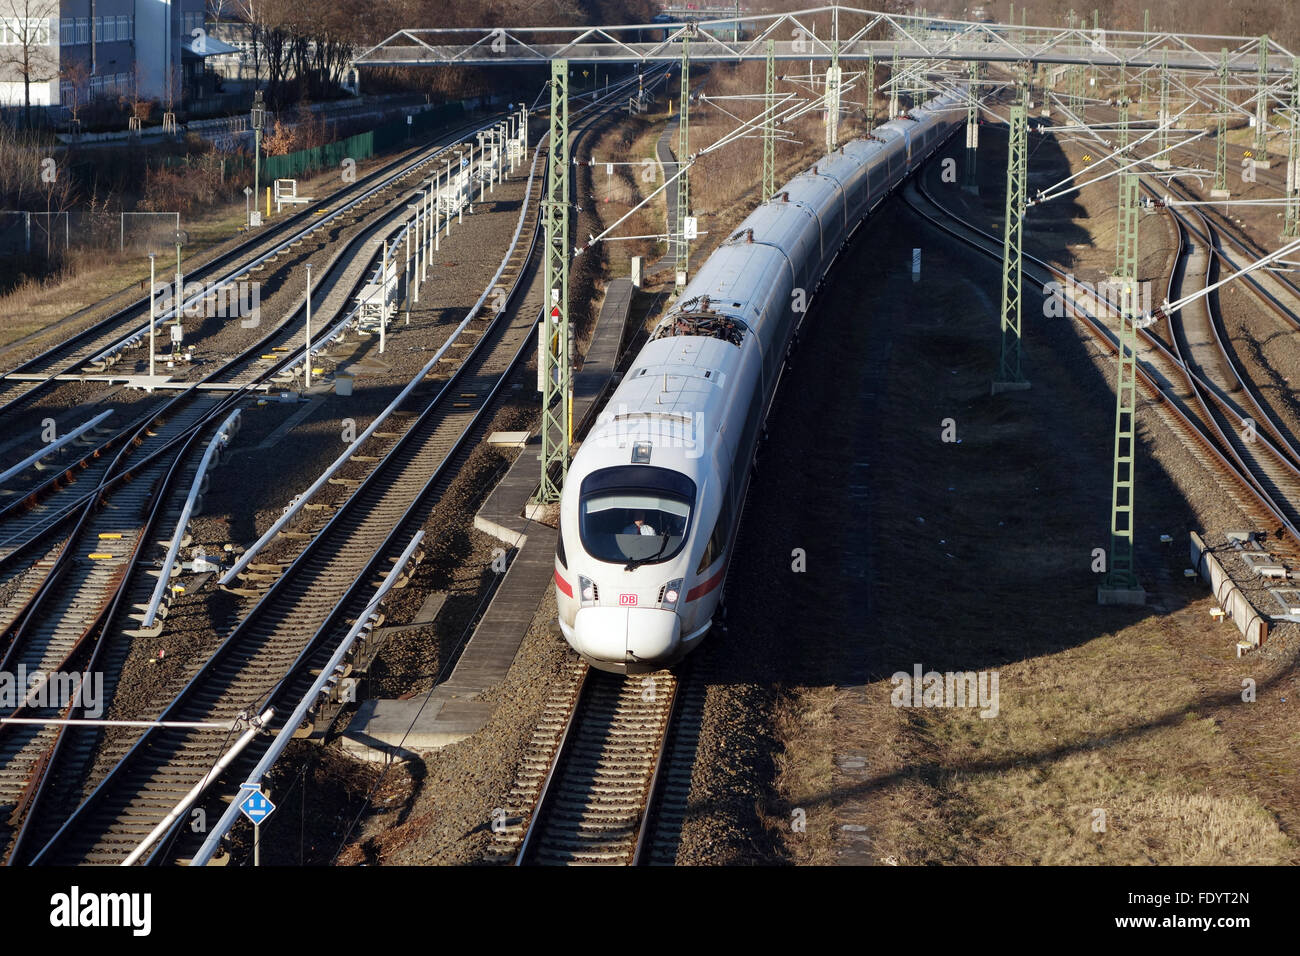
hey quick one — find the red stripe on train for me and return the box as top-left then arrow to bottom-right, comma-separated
686,563 -> 726,602
554,569 -> 573,598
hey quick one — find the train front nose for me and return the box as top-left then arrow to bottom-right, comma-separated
571,606 -> 681,673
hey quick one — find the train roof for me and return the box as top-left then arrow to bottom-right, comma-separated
584,334 -> 741,470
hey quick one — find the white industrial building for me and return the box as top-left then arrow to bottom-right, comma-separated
0,0 -> 234,112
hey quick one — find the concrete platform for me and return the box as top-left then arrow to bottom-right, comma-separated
1097,585 -> 1147,606
341,278 -> 634,756
339,697 -> 495,761
372,591 -> 446,638
991,379 -> 1031,395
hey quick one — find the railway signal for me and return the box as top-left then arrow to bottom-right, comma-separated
251,91 -> 265,228
237,784 -> 276,867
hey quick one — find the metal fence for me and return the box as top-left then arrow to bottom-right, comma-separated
0,211 -> 70,256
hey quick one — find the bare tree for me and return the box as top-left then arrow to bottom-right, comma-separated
227,0 -> 264,85
60,57 -> 91,127
0,0 -> 58,127
119,60 -> 155,127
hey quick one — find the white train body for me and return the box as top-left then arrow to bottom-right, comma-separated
556,87 -> 966,673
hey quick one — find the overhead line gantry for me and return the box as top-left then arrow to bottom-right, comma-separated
354,7 -> 1295,75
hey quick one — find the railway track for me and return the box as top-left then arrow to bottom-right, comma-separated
1163,190 -> 1300,459
0,115 -> 513,580
11,149 -> 545,863
0,109 -> 514,430
491,660 -> 706,867
15,71 -> 659,865
0,125 -> 523,861
903,174 -> 1300,567
0,105 -> 532,658
1161,204 -> 1300,541
1047,100 -> 1300,544
496,664 -> 680,865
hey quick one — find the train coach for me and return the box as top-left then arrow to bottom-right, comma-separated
555,85 -> 967,673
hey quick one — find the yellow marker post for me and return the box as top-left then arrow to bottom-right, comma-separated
266,186 -> 271,219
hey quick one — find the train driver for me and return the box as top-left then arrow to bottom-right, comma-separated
622,511 -> 657,536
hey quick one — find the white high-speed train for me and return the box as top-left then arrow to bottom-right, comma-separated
555,86 -> 966,673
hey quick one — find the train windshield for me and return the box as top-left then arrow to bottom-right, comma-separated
579,466 -> 695,566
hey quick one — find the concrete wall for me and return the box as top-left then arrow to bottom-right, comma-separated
0,77 -> 56,105
1190,531 -> 1269,647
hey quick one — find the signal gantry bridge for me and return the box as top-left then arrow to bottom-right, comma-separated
354,5 -> 1294,74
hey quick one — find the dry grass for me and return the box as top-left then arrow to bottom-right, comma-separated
767,204 -> 1300,866
824,609 -> 1296,865
764,685 -> 843,864
588,115 -> 663,275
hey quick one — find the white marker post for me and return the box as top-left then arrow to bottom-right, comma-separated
414,204 -> 421,307
424,183 -> 433,279
380,239 -> 389,354
445,159 -> 453,236
458,151 -> 466,223
148,253 -> 157,385
304,263 -> 313,389
478,133 -> 487,202
405,208 -> 415,324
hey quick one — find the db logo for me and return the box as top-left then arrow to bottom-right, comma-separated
619,593 -> 638,606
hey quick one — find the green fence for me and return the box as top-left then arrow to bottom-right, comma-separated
262,129 -> 374,181
261,101 -> 467,181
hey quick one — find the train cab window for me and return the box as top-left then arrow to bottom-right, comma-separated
697,502 -> 731,574
579,466 -> 696,566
